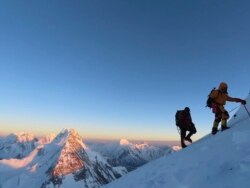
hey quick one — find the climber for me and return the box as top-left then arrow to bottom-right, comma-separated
175,107 -> 197,148
208,82 -> 246,135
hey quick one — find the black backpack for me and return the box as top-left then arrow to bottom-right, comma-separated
206,87 -> 216,108
175,110 -> 182,126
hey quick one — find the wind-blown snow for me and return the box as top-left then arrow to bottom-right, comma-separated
104,94 -> 250,188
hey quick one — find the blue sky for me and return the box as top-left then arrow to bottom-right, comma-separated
0,0 -> 250,141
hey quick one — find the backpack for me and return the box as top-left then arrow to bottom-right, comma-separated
175,110 -> 182,126
206,87 -> 216,108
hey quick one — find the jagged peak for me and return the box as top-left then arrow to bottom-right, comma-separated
120,139 -> 131,146
52,128 -> 87,149
55,128 -> 80,139
62,128 -> 76,132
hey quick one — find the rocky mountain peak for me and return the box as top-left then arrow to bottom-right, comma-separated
51,129 -> 90,177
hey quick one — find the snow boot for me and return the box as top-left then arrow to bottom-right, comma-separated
181,143 -> 187,148
221,126 -> 230,131
181,138 -> 187,148
221,119 -> 230,131
212,127 -> 218,135
185,136 -> 192,143
185,132 -> 193,143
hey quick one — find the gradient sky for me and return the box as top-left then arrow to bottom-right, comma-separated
0,0 -> 250,141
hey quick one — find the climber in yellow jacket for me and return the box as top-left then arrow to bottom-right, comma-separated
210,82 -> 246,135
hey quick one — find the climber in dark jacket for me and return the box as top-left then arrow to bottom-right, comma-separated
176,107 -> 197,148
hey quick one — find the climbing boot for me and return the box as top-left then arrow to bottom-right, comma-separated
185,132 -> 193,143
181,143 -> 187,148
221,126 -> 230,131
181,138 -> 187,148
185,137 -> 192,143
212,127 -> 218,135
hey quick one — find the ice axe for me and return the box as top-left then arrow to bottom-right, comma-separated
243,105 -> 250,117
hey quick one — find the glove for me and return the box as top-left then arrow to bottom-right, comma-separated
235,98 -> 246,105
241,100 -> 246,105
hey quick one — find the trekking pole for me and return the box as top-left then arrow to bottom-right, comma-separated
243,105 -> 250,117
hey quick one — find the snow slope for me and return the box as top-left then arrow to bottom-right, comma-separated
104,95 -> 250,188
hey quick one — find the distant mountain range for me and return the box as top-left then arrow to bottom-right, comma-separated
88,138 -> 173,171
0,129 -> 175,188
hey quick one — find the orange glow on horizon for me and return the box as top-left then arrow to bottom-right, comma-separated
0,120 -> 205,142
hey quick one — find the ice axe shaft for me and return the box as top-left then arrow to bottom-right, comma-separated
243,105 -> 250,117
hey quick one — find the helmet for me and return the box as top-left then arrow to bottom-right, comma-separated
184,107 -> 190,112
219,82 -> 228,93
219,82 -> 228,89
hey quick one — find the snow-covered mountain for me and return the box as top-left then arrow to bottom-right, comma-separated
0,132 -> 38,159
0,129 -> 126,188
104,94 -> 250,188
89,138 -> 173,171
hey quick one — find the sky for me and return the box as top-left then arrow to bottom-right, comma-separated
0,0 -> 250,141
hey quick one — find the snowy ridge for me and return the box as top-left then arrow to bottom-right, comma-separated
104,94 -> 250,188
